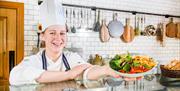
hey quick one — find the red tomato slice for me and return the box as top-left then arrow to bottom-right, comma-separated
119,70 -> 125,73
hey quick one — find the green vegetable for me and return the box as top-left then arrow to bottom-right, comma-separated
122,63 -> 131,72
109,53 -> 132,72
124,53 -> 132,62
143,64 -> 151,69
109,59 -> 122,70
113,55 -> 121,60
133,61 -> 140,67
109,55 -> 123,71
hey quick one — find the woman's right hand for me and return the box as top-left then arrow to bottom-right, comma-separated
67,64 -> 92,80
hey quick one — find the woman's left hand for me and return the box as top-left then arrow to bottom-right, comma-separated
103,65 -> 121,78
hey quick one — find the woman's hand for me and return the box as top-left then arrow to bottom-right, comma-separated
103,65 -> 120,78
67,64 -> 92,80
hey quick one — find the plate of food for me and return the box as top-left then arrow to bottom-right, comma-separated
109,53 -> 158,77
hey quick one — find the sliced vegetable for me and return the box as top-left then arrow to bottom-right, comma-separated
133,61 -> 140,67
109,59 -> 122,70
122,63 -> 131,72
143,64 -> 151,69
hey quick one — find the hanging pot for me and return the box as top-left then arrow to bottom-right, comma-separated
108,13 -> 124,38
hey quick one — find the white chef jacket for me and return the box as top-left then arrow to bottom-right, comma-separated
9,50 -> 87,85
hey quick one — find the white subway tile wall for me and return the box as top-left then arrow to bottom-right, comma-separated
62,0 -> 180,64
7,0 -> 180,64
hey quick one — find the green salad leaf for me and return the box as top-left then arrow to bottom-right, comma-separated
122,63 -> 131,72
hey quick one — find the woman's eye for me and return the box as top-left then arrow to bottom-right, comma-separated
60,33 -> 65,35
50,32 -> 55,35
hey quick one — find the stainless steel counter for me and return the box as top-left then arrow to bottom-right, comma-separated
0,75 -> 179,91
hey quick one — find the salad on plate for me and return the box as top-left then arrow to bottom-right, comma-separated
109,53 -> 157,77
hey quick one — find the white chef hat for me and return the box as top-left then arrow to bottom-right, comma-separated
39,0 -> 65,32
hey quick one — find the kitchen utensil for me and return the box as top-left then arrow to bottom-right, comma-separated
144,25 -> 156,36
77,9 -> 83,29
77,9 -> 80,29
166,18 -> 176,38
121,18 -> 135,43
85,9 -> 89,30
108,13 -> 124,38
176,22 -> 180,38
83,9 -> 87,29
140,16 -> 143,35
134,16 -> 140,36
93,10 -> 101,32
100,19 -> 110,42
65,8 -> 69,32
141,15 -> 146,36
71,9 -> 76,33
86,9 -> 93,30
156,23 -> 164,47
68,8 -> 73,33
89,10 -> 93,30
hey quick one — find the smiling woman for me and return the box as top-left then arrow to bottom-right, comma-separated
9,0 -> 120,86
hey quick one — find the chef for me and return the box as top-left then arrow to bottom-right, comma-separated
9,0 -> 119,85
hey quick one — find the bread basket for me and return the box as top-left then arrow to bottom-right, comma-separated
160,65 -> 180,78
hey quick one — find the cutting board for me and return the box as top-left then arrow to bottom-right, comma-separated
100,19 -> 110,42
122,18 -> 134,43
166,18 -> 176,38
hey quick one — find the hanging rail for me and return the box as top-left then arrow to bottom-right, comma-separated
62,3 -> 180,18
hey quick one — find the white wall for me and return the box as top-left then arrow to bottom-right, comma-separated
62,0 -> 180,64
5,0 -> 179,64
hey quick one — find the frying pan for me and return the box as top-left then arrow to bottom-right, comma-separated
108,13 -> 124,38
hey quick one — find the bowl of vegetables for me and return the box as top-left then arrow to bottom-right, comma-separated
109,53 -> 158,77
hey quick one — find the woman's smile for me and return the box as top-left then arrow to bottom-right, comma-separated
51,40 -> 63,48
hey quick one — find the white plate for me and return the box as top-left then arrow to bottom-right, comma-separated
115,61 -> 158,78
112,53 -> 158,78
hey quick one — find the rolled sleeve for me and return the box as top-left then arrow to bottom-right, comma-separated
9,64 -> 45,85
9,55 -> 45,86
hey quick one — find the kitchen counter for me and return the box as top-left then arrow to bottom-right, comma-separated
0,75 -> 179,91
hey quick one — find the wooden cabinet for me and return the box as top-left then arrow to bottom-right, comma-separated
0,1 -> 24,84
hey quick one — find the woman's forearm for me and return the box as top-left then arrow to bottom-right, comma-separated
36,64 -> 91,83
36,71 -> 71,83
86,65 -> 119,80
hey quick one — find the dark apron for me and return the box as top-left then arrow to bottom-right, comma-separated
41,50 -> 71,71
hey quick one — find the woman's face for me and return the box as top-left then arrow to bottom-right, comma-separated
41,25 -> 67,53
